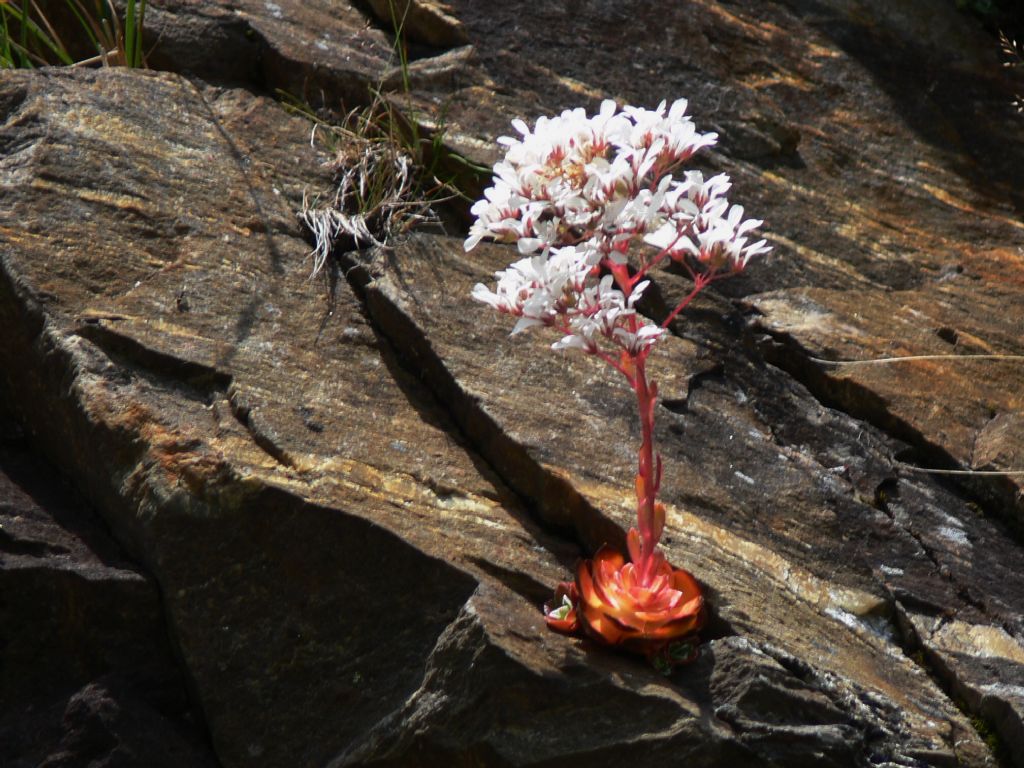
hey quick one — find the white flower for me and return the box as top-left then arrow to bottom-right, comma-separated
614,322 -> 666,354
549,276 -> 664,355
471,246 -> 594,331
684,203 -> 770,271
617,99 -> 717,166
468,98 -> 770,357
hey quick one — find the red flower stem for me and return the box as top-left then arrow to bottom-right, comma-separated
594,348 -> 630,378
660,272 -> 710,329
556,314 -> 631,377
633,353 -> 660,586
604,259 -> 716,586
630,250 -> 668,287
632,271 -> 715,585
629,232 -> 684,287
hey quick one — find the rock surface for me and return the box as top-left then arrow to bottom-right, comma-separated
0,0 -> 1022,766
0,399 -> 217,766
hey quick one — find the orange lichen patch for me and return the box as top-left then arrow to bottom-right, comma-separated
919,182 -> 1024,232
690,0 -> 842,64
803,40 -> 844,59
90,391 -> 228,495
757,170 -> 926,241
689,0 -> 775,43
959,246 -> 1024,287
552,73 -> 608,101
743,71 -> 816,92
31,177 -> 159,218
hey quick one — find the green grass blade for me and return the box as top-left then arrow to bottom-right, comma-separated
135,0 -> 146,67
19,0 -> 28,58
124,0 -> 136,66
0,10 -> 14,68
3,2 -> 73,65
63,0 -> 102,56
25,22 -> 74,64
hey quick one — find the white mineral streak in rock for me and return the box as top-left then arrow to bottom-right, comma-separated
937,525 -> 971,548
733,470 -> 756,485
664,503 -> 890,624
980,683 -> 1024,699
926,619 -> 1024,664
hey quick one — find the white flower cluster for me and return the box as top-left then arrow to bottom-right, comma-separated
468,99 -> 770,356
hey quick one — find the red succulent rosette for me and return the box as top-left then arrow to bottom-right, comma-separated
578,544 -> 704,651
545,536 -> 706,672
543,580 -> 580,634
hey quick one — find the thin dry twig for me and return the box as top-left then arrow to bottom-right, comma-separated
899,464 -> 1024,477
811,353 -> 1024,367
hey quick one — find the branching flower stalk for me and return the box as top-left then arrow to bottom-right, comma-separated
466,99 -> 770,672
